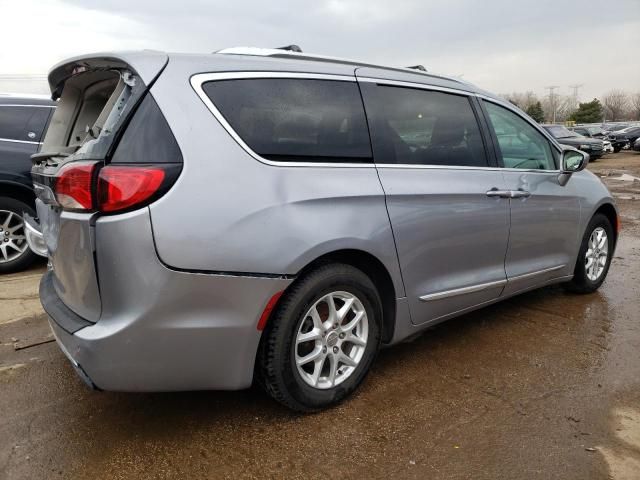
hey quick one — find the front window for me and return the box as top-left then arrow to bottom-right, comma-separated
484,101 -> 557,170
544,125 -> 579,139
586,127 -> 604,135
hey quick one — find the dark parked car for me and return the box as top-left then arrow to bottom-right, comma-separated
633,137 -> 640,152
571,125 -> 630,153
607,126 -> 640,152
542,125 -> 604,160
602,123 -> 630,133
0,95 -> 55,272
571,126 -> 607,139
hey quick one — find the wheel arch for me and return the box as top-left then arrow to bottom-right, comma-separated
290,249 -> 398,344
0,181 -> 36,208
594,202 -> 619,248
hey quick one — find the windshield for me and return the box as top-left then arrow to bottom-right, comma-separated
545,125 -> 578,139
587,127 -> 604,135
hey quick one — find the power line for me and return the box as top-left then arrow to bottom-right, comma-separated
544,85 -> 560,123
568,84 -> 584,112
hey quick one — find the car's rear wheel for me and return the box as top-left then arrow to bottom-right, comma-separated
564,213 -> 614,294
256,263 -> 382,412
0,197 -> 38,274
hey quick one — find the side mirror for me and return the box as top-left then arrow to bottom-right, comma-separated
558,148 -> 588,185
562,148 -> 588,173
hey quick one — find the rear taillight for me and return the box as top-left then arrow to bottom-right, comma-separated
54,161 -> 98,211
53,162 -> 179,214
97,166 -> 166,212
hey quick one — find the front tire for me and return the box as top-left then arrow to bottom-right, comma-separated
256,263 -> 382,412
565,213 -> 614,294
0,197 -> 37,274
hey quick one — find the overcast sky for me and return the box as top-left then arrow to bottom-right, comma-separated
1,0 -> 639,100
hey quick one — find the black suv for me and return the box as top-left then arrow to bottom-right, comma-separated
0,95 -> 55,272
607,126 -> 640,152
541,124 -> 605,161
571,125 -> 629,153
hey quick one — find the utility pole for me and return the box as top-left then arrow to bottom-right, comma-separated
568,84 -> 583,113
544,85 -> 559,123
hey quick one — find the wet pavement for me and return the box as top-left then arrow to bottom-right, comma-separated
1,151 -> 639,480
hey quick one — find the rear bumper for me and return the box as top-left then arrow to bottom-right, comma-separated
24,214 -> 48,258
41,208 -> 292,391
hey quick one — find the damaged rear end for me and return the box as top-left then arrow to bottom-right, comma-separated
32,52 -> 176,324
32,52 -> 286,392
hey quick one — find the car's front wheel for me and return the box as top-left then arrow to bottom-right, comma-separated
0,197 -> 37,274
256,263 -> 382,412
564,213 -> 614,294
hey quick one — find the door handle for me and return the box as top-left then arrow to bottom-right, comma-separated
486,189 -> 511,198
510,189 -> 531,198
486,188 -> 531,199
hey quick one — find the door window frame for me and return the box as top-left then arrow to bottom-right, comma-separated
0,104 -> 54,145
476,97 -> 563,173
357,77 -> 498,169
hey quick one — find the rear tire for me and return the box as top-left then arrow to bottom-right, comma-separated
564,213 -> 614,294
256,263 -> 382,412
0,197 -> 37,274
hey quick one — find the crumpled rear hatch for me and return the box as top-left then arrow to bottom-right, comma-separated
32,52 -> 167,322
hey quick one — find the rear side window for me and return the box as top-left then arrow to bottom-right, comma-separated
360,84 -> 488,167
0,106 -> 51,142
202,79 -> 372,163
111,93 -> 182,164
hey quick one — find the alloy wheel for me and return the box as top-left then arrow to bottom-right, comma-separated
0,210 -> 28,264
294,291 -> 369,389
585,227 -> 608,281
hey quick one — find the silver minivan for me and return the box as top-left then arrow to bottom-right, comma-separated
32,47 -> 618,411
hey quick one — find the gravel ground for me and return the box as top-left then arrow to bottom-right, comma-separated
1,150 -> 639,480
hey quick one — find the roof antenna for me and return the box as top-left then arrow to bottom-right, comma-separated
407,65 -> 427,72
276,45 -> 303,53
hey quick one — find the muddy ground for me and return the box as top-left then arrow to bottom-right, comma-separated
1,151 -> 639,480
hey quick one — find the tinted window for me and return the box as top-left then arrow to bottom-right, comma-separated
0,106 -> 50,141
484,102 -> 557,170
544,125 -> 578,139
202,79 -> 372,163
360,85 -> 488,166
111,93 -> 182,164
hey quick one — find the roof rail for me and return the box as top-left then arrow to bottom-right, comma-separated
214,47 -> 468,87
277,45 -> 302,53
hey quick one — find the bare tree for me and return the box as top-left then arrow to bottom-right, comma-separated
601,90 -> 629,121
501,91 -> 539,111
541,94 -> 571,123
631,92 -> 640,120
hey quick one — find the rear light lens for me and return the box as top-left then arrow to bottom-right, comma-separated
97,166 -> 166,212
54,161 -> 98,211
53,162 -> 179,214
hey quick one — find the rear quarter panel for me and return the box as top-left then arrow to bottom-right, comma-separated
147,56 -> 405,297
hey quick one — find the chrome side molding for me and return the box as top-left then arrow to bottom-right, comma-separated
419,279 -> 507,302
508,264 -> 566,282
419,265 -> 567,302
